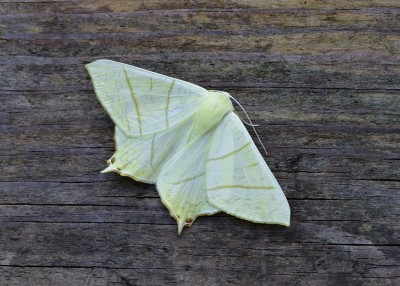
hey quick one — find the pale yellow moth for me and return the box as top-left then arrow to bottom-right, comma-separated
86,60 -> 290,234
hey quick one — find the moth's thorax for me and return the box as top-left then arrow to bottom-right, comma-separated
204,90 -> 234,114
187,90 -> 234,142
197,90 -> 234,128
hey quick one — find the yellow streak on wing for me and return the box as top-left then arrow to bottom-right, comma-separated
150,134 -> 156,170
207,142 -> 251,162
122,67 -> 143,135
165,79 -> 175,128
149,77 -> 153,91
246,162 -> 259,168
170,172 -> 205,186
207,185 -> 275,191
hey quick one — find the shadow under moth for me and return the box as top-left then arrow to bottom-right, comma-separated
86,60 -> 290,234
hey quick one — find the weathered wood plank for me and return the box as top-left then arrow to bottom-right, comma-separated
1,223 -> 399,285
1,203 -> 399,245
1,1 -> 399,285
2,9 -> 400,33
2,0 -> 400,15
1,266 -> 399,286
1,56 -> 400,91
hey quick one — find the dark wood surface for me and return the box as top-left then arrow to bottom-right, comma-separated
1,1 -> 399,285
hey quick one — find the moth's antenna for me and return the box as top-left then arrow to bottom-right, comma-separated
229,95 -> 268,156
230,97 -> 259,127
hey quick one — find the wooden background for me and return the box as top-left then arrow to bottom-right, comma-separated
1,1 -> 399,285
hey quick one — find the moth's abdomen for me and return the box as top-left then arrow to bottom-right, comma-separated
187,91 -> 234,142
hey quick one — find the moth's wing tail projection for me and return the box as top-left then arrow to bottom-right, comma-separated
156,132 -> 219,234
205,113 -> 290,226
103,118 -> 194,184
86,59 -> 207,136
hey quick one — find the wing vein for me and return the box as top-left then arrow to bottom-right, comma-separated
165,79 -> 175,128
150,134 -> 156,170
208,142 -> 251,162
207,185 -> 275,191
170,172 -> 206,186
122,67 -> 143,135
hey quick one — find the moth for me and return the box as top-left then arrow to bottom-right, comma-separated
86,60 -> 290,234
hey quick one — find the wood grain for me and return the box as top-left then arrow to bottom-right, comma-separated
1,1 -> 399,285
